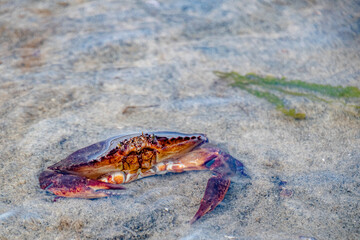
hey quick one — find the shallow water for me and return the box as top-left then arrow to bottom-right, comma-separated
0,0 -> 359,239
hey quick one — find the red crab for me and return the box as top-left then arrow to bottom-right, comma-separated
39,132 -> 246,224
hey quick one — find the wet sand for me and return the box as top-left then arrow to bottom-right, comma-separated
0,0 -> 359,239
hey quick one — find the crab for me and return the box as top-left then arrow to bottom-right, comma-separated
39,132 -> 246,224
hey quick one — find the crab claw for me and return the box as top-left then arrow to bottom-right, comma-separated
190,175 -> 231,224
171,148 -> 241,224
39,170 -> 125,199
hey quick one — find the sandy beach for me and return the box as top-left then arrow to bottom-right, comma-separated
0,1 -> 359,239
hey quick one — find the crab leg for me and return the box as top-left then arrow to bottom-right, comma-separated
39,170 -> 125,199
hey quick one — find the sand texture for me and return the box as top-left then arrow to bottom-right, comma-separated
0,0 -> 359,239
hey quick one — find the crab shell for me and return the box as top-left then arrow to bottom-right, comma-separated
47,132 -> 208,180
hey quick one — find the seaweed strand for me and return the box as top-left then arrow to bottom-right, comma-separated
214,71 -> 360,119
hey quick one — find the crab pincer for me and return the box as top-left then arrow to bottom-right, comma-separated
39,170 -> 125,198
165,148 -> 240,224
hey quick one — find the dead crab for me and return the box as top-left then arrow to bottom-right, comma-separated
39,132 -> 246,223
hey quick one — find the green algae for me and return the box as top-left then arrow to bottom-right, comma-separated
214,71 -> 360,119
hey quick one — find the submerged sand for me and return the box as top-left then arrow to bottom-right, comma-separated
0,0 -> 359,239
